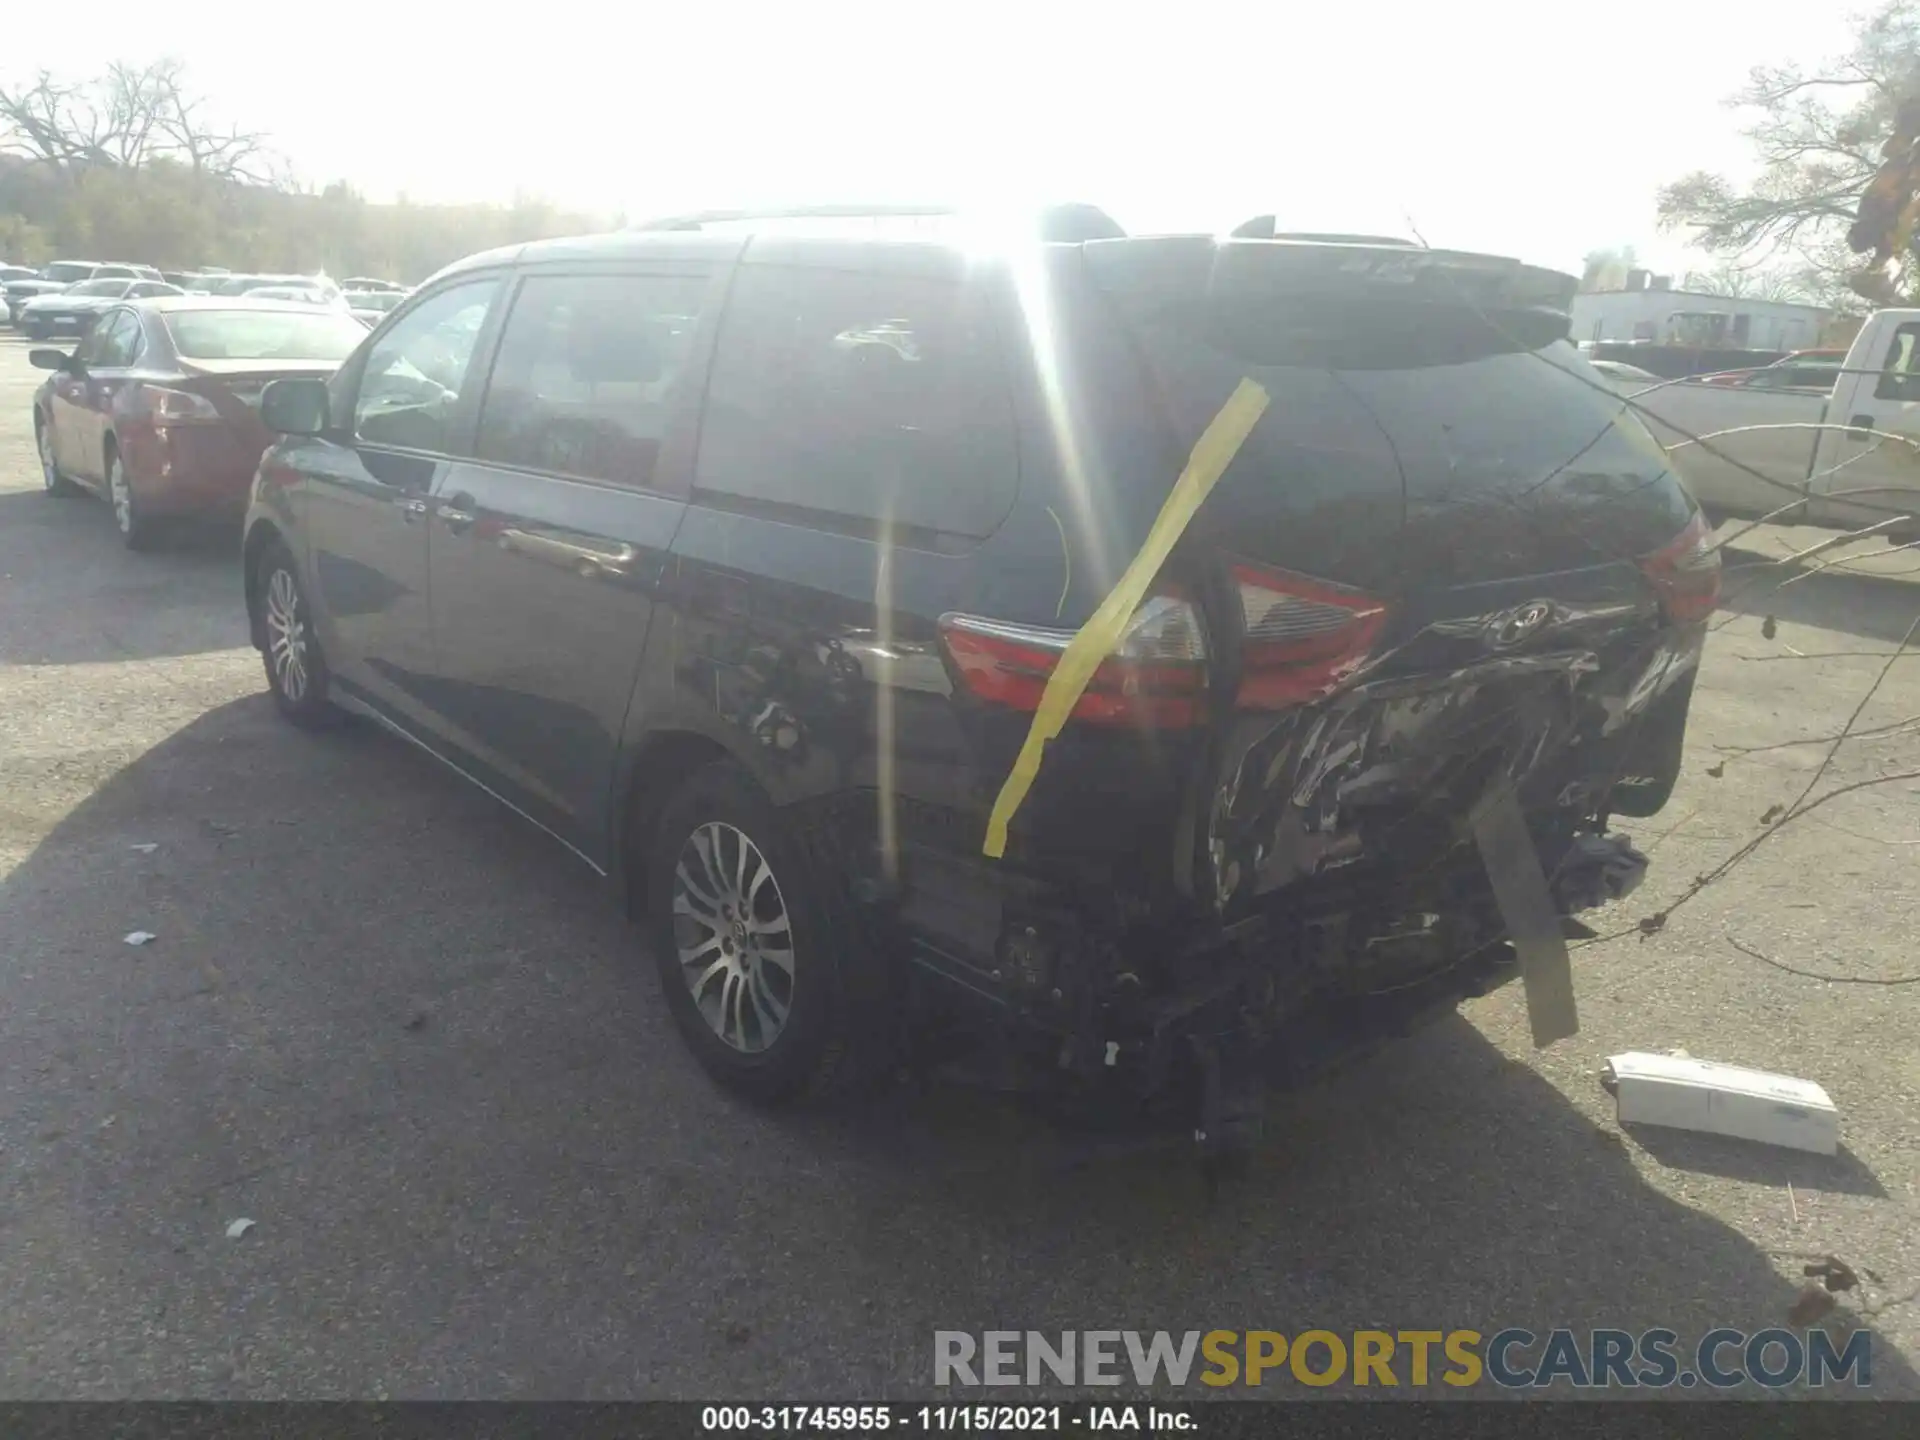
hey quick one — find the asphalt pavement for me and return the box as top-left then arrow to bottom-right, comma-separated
1,334 -> 1916,1399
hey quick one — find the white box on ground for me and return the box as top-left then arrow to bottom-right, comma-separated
1603,1052 -> 1839,1155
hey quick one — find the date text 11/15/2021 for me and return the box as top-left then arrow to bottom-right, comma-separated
701,1406 -> 1192,1432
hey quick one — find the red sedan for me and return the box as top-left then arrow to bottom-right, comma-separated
30,296 -> 367,549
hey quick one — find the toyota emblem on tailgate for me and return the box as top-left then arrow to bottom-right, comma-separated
1486,601 -> 1556,650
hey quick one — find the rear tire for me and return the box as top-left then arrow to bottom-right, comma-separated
645,762 -> 885,1104
254,540 -> 341,729
106,448 -> 159,551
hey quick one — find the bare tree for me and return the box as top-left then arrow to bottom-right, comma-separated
0,72 -> 113,168
1679,259 -> 1823,303
1658,2 -> 1920,298
0,59 -> 275,183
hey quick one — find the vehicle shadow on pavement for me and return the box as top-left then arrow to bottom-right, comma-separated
0,487 -> 247,665
1716,536 -> 1920,649
805,1027 -> 1911,1399
1622,1128 -> 1886,1196
1,696 -> 1913,1400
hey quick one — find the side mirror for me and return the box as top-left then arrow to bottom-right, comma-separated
260,377 -> 332,436
28,348 -> 76,373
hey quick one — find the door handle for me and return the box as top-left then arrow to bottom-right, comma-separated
1848,413 -> 1876,440
437,492 -> 478,533
396,496 -> 430,522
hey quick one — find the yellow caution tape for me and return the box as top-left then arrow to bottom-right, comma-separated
982,378 -> 1272,858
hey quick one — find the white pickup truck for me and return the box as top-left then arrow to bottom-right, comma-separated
1623,308 -> 1920,538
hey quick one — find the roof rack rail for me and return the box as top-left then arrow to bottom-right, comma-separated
630,204 -> 960,231
627,203 -> 1128,242
1228,215 -> 1419,246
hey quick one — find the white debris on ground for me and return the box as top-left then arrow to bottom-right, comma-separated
1602,1052 -> 1840,1155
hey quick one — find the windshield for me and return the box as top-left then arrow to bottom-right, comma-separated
44,263 -> 95,284
65,279 -> 130,298
164,310 -> 369,362
348,291 -> 402,312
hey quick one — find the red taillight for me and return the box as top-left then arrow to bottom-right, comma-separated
1232,563 -> 1387,710
939,593 -> 1209,728
136,384 -> 222,424
1639,510 -> 1721,624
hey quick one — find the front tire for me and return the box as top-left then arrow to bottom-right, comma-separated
645,762 -> 883,1104
254,541 -> 341,729
36,416 -> 78,496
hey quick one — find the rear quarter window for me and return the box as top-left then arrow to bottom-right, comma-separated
692,263 -> 1018,539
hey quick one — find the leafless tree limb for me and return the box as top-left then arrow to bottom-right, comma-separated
0,58 -> 274,183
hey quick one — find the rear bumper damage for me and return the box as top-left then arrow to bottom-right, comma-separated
881,621 -> 1693,1123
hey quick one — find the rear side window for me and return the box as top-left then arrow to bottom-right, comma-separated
475,272 -> 708,490
88,311 -> 143,367
694,264 -> 1017,537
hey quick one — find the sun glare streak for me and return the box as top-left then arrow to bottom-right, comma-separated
974,209 -> 1121,615
874,503 -> 899,885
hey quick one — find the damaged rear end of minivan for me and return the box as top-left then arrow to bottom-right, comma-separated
906,232 -> 1717,1149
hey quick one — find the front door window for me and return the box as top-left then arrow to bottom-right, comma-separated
352,280 -> 500,453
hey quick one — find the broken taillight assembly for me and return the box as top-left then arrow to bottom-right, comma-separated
1232,562 -> 1388,709
939,592 -> 1209,727
1638,510 -> 1721,624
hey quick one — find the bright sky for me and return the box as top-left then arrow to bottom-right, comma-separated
21,0 -> 1862,278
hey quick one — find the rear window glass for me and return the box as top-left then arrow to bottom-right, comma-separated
1331,337 -> 1693,578
1115,291 -> 1690,586
45,263 -> 95,283
165,310 -> 369,361
64,279 -> 129,297
694,264 -> 1017,538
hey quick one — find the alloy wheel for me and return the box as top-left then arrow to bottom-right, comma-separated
671,821 -> 796,1053
264,567 -> 310,703
38,425 -> 59,492
108,457 -> 133,535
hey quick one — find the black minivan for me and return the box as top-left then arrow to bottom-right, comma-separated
243,207 -> 1715,1133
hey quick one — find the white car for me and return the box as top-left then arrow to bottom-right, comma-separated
343,289 -> 406,328
244,284 -> 352,312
